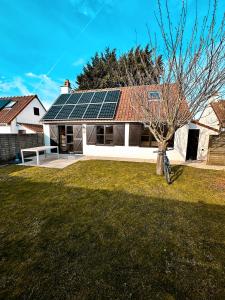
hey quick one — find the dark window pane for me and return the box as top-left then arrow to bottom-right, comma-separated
148,91 -> 160,100
67,135 -> 73,144
33,107 -> 40,116
96,135 -> 104,145
105,134 -> 113,145
141,135 -> 150,147
105,125 -> 113,134
97,126 -> 104,134
66,126 -> 73,134
168,135 -> 174,147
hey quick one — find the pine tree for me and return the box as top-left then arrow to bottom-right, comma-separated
76,46 -> 163,90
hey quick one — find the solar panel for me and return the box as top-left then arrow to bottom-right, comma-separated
104,90 -> 120,103
55,105 -> 75,119
69,104 -> 87,119
78,92 -> 94,104
0,100 -> 10,110
98,102 -> 118,119
66,93 -> 82,104
43,89 -> 121,120
83,104 -> 102,119
43,105 -> 63,119
91,91 -> 107,103
54,94 -> 70,105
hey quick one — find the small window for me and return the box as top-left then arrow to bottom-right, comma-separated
5,101 -> 16,108
148,91 -> 160,101
33,107 -> 40,116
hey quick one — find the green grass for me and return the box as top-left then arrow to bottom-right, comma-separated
0,160 -> 225,300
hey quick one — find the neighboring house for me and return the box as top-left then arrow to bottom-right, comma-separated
0,95 -> 46,134
42,80 -> 224,162
188,99 -> 225,161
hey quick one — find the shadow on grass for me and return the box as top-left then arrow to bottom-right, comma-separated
0,175 -> 225,300
171,165 -> 184,183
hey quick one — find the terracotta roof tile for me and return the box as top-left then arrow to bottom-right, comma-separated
0,95 -> 37,124
18,123 -> 43,133
211,101 -> 225,127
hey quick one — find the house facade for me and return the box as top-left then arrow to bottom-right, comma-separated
0,95 -> 46,134
42,80 -> 224,163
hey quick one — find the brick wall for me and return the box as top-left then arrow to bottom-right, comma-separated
0,134 -> 44,162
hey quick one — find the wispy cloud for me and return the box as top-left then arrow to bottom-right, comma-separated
72,58 -> 86,67
0,73 -> 60,109
25,72 -> 60,108
69,0 -> 113,18
0,77 -> 30,95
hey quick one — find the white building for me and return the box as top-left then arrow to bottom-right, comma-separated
0,95 -> 46,134
42,80 -> 224,163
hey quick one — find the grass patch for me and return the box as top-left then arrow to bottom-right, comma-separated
0,160 -> 225,299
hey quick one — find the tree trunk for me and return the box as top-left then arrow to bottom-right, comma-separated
156,142 -> 167,175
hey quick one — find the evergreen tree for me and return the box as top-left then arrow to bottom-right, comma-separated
76,46 -> 163,90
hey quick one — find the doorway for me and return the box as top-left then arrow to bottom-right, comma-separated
58,125 -> 83,154
186,129 -> 200,160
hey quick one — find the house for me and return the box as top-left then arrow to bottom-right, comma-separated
42,80 -> 224,163
186,99 -> 225,161
0,95 -> 46,134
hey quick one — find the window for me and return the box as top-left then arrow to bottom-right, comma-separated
140,127 -> 158,147
5,101 -> 16,108
148,91 -> 160,101
33,107 -> 40,116
96,125 -> 114,145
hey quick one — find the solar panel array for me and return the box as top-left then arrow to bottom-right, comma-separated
43,90 -> 121,120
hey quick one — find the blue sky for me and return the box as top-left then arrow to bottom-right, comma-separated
0,0 -> 224,108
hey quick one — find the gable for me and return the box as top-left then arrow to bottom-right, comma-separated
0,95 -> 37,124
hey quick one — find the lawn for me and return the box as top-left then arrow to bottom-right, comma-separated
0,160 -> 225,300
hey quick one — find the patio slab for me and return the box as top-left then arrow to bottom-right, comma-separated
20,154 -> 85,169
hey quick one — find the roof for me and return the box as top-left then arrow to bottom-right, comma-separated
18,123 -> 43,133
191,120 -> 220,133
211,101 -> 225,127
0,95 -> 37,124
43,84 -> 189,123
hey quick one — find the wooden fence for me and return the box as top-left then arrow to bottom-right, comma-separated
207,132 -> 225,165
0,133 -> 43,162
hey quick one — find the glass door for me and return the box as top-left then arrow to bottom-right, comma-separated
66,125 -> 74,153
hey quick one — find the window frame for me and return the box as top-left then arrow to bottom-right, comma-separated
148,91 -> 161,101
96,125 -> 114,146
33,107 -> 40,116
140,126 -> 158,148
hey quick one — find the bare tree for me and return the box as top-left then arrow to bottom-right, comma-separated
125,0 -> 225,175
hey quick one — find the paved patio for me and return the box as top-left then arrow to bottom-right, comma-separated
20,153 -> 85,169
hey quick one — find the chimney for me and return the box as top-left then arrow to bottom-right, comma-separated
60,79 -> 71,94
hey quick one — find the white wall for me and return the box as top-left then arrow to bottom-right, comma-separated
199,105 -> 219,130
16,97 -> 46,125
189,122 -> 218,160
82,123 -> 189,162
0,125 -> 11,133
0,97 -> 46,134
44,122 -> 216,162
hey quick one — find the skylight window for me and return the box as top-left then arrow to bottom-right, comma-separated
5,101 -> 16,108
148,91 -> 160,101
